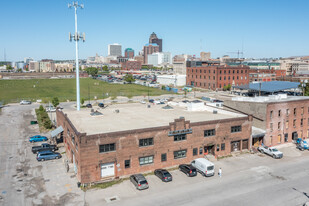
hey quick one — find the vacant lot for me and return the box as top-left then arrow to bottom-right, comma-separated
0,78 -> 171,104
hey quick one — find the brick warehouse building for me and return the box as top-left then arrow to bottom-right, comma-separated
225,95 -> 309,147
186,63 -> 250,90
56,102 -> 252,184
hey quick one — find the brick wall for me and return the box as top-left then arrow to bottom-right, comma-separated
57,110 -> 252,184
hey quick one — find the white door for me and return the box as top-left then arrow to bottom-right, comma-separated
101,162 -> 115,178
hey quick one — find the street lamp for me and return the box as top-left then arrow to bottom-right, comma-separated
68,1 -> 85,111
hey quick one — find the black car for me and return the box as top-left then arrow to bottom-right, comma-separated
179,164 -> 197,177
86,103 -> 92,108
149,99 -> 154,103
98,103 -> 104,108
154,169 -> 172,182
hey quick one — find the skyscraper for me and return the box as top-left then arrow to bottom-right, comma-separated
108,43 -> 122,57
149,32 -> 162,52
124,48 -> 134,59
143,43 -> 159,64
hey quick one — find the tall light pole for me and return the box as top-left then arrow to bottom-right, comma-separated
68,2 -> 85,111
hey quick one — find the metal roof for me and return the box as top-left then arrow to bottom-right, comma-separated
233,81 -> 300,93
51,126 -> 63,137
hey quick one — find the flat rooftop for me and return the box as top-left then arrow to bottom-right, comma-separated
63,102 -> 246,135
232,94 -> 309,103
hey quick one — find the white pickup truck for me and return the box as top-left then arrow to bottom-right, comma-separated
258,145 -> 283,159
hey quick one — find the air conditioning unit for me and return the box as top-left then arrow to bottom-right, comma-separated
213,110 -> 218,114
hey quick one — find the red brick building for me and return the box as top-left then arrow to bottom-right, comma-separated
249,69 -> 286,82
121,60 -> 142,71
56,103 -> 252,184
186,64 -> 249,90
143,43 -> 159,64
225,96 -> 309,147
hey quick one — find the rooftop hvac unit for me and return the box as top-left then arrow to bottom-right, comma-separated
213,110 -> 218,114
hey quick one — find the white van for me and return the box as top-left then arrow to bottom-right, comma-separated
191,158 -> 215,177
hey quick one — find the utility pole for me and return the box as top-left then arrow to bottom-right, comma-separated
68,1 -> 85,111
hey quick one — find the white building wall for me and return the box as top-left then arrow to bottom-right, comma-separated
157,75 -> 186,87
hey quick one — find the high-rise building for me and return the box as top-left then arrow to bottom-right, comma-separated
149,32 -> 162,52
39,59 -> 55,72
143,43 -> 159,64
108,43 -> 122,57
29,61 -> 40,72
147,52 -> 172,67
124,48 -> 134,59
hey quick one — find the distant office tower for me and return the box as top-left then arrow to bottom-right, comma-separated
143,43 -> 159,64
148,52 -> 172,67
24,57 -> 34,64
200,52 -> 211,61
149,32 -> 162,52
124,48 -> 134,59
108,43 -> 122,57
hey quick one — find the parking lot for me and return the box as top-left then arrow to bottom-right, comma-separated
1,103 -> 309,206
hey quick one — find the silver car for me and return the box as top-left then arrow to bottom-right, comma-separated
130,174 -> 149,190
20,100 -> 31,105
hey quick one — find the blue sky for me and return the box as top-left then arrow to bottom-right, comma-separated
1,0 -> 309,61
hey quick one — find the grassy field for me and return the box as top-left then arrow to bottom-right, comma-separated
0,78 -> 172,104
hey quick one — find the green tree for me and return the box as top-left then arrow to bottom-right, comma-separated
85,67 -> 98,76
39,105 -> 45,112
52,97 -> 59,108
102,65 -> 109,72
81,98 -> 85,105
124,74 -> 135,83
6,65 -> 13,70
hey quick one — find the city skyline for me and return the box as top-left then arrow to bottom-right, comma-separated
1,0 -> 309,61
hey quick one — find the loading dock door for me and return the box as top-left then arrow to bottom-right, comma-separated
101,162 -> 115,178
242,139 -> 249,150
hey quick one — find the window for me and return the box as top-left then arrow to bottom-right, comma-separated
286,120 -> 289,129
286,109 -> 289,116
199,147 -> 203,154
139,138 -> 153,147
174,150 -> 187,159
308,118 -> 309,126
204,129 -> 215,137
174,134 -> 186,141
278,110 -> 281,117
270,123 -> 273,131
278,122 -> 281,130
221,143 -> 225,151
284,133 -> 288,142
301,118 -> 303,127
161,153 -> 167,162
125,160 -> 130,168
139,156 -> 154,165
270,111 -> 273,119
193,148 -> 198,156
294,108 -> 296,116
293,119 -> 296,127
301,107 -> 304,115
99,143 -> 115,153
216,144 -> 220,152
231,126 -> 242,133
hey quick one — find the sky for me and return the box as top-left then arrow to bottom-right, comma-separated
1,0 -> 309,61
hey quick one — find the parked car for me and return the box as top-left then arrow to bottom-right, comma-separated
20,100 -> 31,105
296,138 -> 309,151
149,99 -> 154,103
46,106 -> 56,112
130,174 -> 149,190
86,103 -> 92,108
31,143 -> 58,154
98,103 -> 104,108
179,164 -> 197,177
191,158 -> 215,177
29,135 -> 48,143
36,151 -> 62,161
258,145 -> 283,159
154,169 -> 172,182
